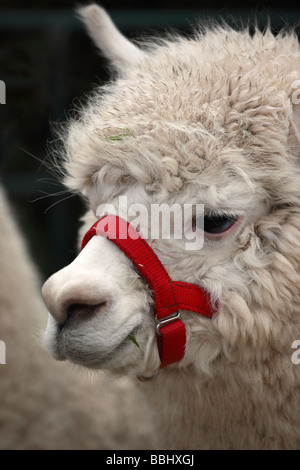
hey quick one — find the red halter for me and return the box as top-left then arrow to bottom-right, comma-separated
81,215 -> 214,368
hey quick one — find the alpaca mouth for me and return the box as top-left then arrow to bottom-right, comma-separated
65,334 -> 136,369
46,314 -> 142,369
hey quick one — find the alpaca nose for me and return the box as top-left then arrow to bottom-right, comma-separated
65,301 -> 108,320
42,275 -> 110,326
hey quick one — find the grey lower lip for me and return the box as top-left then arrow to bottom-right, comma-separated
54,325 -> 141,367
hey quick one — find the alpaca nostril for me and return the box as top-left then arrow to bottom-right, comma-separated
66,301 -> 108,321
42,271 -> 112,325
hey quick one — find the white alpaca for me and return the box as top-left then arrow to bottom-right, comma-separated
0,185 -> 154,449
42,5 -> 300,449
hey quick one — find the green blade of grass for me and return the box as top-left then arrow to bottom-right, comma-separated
104,126 -> 131,141
104,133 -> 130,141
128,333 -> 140,348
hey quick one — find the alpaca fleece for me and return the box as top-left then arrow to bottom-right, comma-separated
46,5 -> 300,449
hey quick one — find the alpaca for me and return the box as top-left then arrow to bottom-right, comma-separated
0,184 -> 154,449
42,5 -> 300,449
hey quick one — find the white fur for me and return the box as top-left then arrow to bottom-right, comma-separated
43,6 -> 300,449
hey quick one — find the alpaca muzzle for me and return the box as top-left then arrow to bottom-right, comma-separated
81,215 -> 214,368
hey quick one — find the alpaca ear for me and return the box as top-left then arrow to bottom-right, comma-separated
77,4 -> 147,72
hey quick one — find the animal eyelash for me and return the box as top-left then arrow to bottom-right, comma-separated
203,209 -> 243,219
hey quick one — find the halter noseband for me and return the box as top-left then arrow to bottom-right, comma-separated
81,215 -> 214,368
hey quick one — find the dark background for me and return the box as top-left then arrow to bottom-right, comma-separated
1,0 -> 300,281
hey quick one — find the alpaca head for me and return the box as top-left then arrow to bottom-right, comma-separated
42,5 -> 300,380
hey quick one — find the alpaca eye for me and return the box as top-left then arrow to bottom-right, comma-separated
192,212 -> 239,237
203,214 -> 238,234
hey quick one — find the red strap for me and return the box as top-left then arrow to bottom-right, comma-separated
157,321 -> 186,368
81,215 -> 214,368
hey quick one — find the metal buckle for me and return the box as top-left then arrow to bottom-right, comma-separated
155,310 -> 181,335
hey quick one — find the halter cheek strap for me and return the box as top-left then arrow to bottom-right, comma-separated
81,215 -> 214,368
